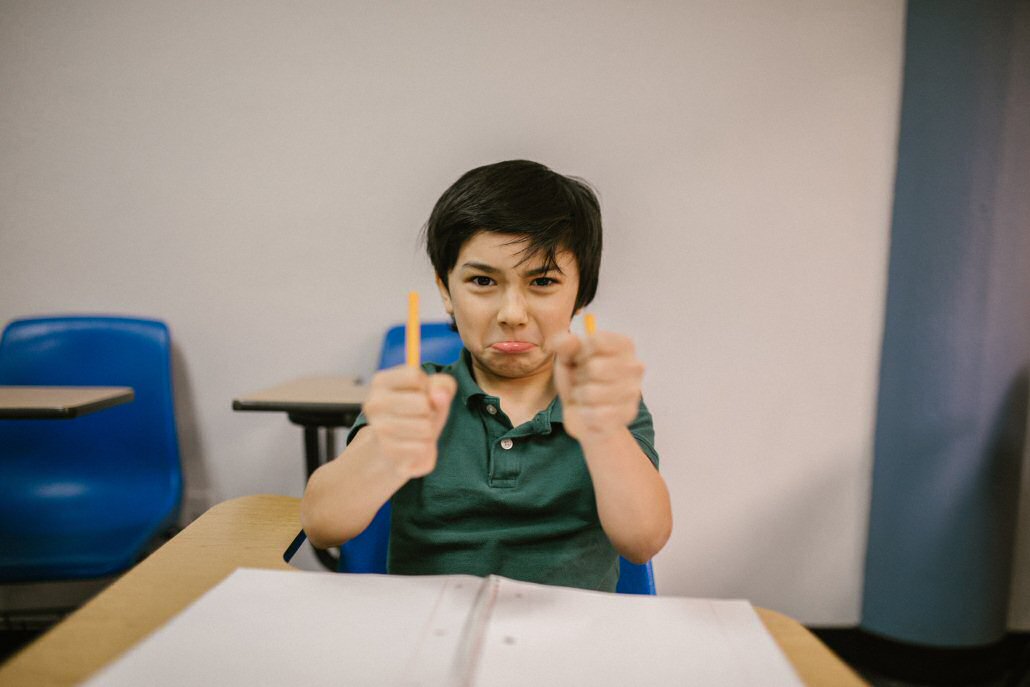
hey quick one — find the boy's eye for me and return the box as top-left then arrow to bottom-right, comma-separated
531,277 -> 557,287
470,276 -> 494,287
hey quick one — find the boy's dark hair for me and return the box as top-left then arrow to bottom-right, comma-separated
423,160 -> 602,311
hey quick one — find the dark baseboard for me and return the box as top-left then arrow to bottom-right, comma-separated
811,626 -> 1030,686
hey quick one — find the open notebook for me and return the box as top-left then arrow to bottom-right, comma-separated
85,568 -> 803,686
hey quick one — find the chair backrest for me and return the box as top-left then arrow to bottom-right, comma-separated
337,321 -> 655,595
376,321 -> 466,370
0,315 -> 183,581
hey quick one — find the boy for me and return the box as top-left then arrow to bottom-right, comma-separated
301,160 -> 671,591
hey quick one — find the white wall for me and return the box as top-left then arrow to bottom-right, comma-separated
0,0 -> 904,625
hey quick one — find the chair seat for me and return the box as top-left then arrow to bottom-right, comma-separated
0,466 -> 173,532
0,445 -> 176,581
0,527 -> 158,581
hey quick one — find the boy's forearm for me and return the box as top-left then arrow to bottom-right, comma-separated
300,429 -> 409,549
579,427 -> 673,564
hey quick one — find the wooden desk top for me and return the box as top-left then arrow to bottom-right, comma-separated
232,376 -> 367,413
0,495 -> 866,687
0,386 -> 134,419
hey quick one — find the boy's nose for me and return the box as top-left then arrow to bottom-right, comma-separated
496,289 -> 529,327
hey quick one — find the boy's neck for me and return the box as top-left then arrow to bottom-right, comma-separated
470,357 -> 557,419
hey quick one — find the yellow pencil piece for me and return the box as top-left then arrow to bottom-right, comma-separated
406,291 -> 420,368
584,313 -> 597,336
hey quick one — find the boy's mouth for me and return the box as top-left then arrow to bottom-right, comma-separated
490,341 -> 536,354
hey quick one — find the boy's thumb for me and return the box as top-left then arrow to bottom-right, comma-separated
549,331 -> 580,365
428,374 -> 457,426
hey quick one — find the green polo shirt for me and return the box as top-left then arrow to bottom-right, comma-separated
346,349 -> 660,592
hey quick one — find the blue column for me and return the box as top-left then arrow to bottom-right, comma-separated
861,0 -> 1030,647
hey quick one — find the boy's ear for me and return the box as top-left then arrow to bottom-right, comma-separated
436,276 -> 453,315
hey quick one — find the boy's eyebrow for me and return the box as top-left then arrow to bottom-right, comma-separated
525,264 -> 564,276
460,261 -> 500,274
459,261 -> 564,276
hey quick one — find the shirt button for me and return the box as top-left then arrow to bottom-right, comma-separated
486,404 -> 498,415
500,438 -> 514,450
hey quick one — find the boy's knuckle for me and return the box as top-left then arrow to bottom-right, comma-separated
374,422 -> 400,440
364,398 -> 386,417
411,420 -> 433,440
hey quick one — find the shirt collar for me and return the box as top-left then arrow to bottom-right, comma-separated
452,348 -> 487,407
546,395 -> 563,424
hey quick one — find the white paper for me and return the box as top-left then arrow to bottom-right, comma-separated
84,569 -> 482,687
84,568 -> 802,687
470,576 -> 802,686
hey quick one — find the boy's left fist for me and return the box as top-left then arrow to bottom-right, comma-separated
550,329 -> 644,443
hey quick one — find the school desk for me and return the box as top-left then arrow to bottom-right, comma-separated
0,495 -> 867,686
0,386 -> 134,419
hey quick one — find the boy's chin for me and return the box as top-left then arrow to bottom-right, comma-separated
476,350 -> 551,380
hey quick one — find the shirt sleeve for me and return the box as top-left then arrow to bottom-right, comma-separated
346,410 -> 369,446
629,397 -> 660,469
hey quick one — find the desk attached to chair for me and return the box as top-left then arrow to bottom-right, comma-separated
0,386 -> 134,420
233,377 -> 368,570
0,495 -> 866,686
232,376 -> 367,476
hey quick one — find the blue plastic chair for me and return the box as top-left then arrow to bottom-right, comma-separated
337,321 -> 656,595
0,316 -> 183,582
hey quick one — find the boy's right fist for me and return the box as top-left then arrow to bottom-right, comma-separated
362,367 -> 457,478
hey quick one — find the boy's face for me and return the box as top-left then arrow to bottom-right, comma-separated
437,231 -> 580,385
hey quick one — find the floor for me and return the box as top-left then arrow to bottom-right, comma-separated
855,666 -> 1019,687
813,629 -> 1030,687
